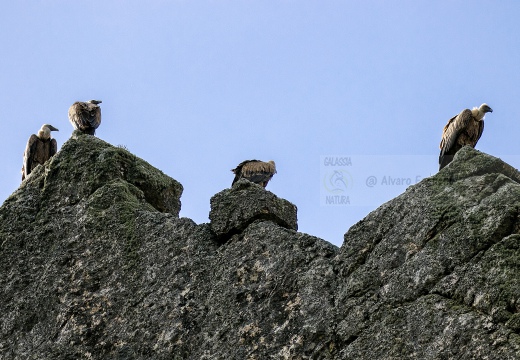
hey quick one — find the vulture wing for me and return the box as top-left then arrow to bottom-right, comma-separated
231,160 -> 258,185
439,109 -> 472,168
22,134 -> 39,180
50,138 -> 58,157
246,172 -> 273,185
476,120 -> 484,144
231,160 -> 276,187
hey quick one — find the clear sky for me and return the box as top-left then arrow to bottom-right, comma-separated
2,1 -> 519,247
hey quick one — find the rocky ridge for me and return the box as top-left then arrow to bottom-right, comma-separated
0,134 -> 519,359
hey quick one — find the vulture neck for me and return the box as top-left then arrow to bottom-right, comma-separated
38,129 -> 51,140
471,108 -> 486,121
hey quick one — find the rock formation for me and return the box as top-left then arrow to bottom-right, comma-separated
0,135 -> 519,359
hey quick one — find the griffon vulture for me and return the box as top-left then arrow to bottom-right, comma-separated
439,103 -> 493,170
68,100 -> 102,135
231,160 -> 277,187
21,124 -> 59,181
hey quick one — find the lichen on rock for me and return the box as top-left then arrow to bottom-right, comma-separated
10,133 -> 183,215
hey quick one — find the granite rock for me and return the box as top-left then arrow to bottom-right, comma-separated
0,142 -> 519,359
209,179 -> 298,240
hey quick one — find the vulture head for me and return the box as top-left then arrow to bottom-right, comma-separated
472,103 -> 493,121
479,103 -> 493,114
38,124 -> 59,140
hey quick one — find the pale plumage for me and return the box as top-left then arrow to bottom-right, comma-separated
68,100 -> 102,135
22,124 -> 59,181
439,103 -> 493,170
231,160 -> 277,187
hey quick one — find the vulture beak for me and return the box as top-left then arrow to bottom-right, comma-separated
48,125 -> 59,131
488,108 -> 493,113
89,100 -> 102,105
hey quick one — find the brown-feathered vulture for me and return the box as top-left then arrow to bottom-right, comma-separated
21,124 -> 59,181
439,103 -> 493,170
68,100 -> 102,135
231,160 -> 277,187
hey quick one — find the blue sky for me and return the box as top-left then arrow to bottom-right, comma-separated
2,1 -> 519,246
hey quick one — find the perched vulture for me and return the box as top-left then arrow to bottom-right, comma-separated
68,100 -> 102,135
439,103 -> 493,170
21,124 -> 59,181
231,160 -> 277,187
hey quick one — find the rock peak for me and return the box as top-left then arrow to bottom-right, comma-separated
210,179 -> 298,241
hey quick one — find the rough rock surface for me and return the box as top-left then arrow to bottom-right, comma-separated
210,179 -> 298,240
0,140 -> 519,359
